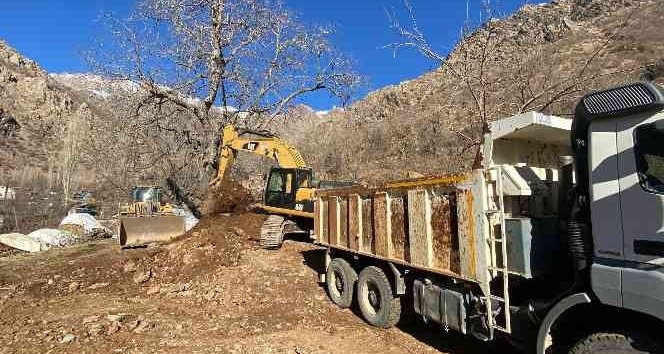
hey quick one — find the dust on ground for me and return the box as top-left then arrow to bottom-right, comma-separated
0,211 -> 505,354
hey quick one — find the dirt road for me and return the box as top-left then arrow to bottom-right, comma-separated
0,213 -> 505,353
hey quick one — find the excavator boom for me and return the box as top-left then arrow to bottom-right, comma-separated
210,125 -> 308,188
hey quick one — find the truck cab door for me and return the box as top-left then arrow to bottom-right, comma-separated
616,112 -> 664,264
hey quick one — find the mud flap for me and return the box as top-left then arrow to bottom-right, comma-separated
119,215 -> 186,247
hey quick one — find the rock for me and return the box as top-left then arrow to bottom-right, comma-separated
203,290 -> 216,301
83,315 -> 99,324
60,334 -> 75,344
88,325 -> 103,337
107,321 -> 121,334
68,282 -> 80,291
134,320 -> 153,333
88,282 -> 109,290
230,227 -> 246,237
124,320 -> 140,332
133,267 -> 152,284
146,285 -> 160,295
123,260 -> 137,273
161,283 -> 189,294
106,314 -> 128,322
178,290 -> 195,297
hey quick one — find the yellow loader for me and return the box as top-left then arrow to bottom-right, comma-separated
118,186 -> 186,247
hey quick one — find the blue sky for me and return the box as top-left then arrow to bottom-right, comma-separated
0,0 -> 536,110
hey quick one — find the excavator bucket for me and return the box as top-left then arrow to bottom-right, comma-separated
119,215 -> 186,247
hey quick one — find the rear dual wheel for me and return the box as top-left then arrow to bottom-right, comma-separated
326,258 -> 357,308
356,266 -> 401,329
325,260 -> 402,329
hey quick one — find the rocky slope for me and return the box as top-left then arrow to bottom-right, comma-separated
5,0 -> 664,189
295,0 -> 664,181
0,41 -> 97,185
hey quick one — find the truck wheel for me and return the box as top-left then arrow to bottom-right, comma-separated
569,332 -> 662,354
326,258 -> 357,308
357,266 -> 401,328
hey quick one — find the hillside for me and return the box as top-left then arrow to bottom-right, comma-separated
294,0 -> 664,181
2,0 -> 664,211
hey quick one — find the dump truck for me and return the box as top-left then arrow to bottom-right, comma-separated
118,186 -> 185,247
211,125 -> 352,248
312,82 -> 664,353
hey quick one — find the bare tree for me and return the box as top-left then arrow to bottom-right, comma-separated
60,114 -> 85,205
384,0 -> 642,147
87,0 -> 361,213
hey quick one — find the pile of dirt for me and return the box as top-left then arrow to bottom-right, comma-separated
136,213 -> 266,282
204,180 -> 254,214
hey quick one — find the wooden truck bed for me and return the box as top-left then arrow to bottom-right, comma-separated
313,173 -> 485,282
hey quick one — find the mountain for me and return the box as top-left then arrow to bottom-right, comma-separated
292,0 -> 664,181
4,0 -> 664,194
0,41 -> 97,186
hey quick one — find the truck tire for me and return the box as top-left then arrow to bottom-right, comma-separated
357,266 -> 401,328
569,332 -> 663,354
326,258 -> 357,308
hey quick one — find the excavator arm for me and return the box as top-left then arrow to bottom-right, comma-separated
210,125 -> 309,188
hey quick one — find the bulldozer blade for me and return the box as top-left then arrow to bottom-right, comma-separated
119,215 -> 186,247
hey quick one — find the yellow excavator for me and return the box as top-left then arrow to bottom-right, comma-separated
211,125 -> 351,249
118,186 -> 186,247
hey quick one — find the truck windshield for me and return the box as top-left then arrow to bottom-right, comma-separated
635,122 -> 664,194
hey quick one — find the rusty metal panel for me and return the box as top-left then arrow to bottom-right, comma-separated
314,198 -> 322,242
430,191 -> 460,273
361,198 -> 374,253
328,197 -> 340,246
456,188 -> 477,279
321,199 -> 329,244
373,192 -> 392,258
339,197 -> 349,248
390,196 -> 408,261
407,189 -> 433,267
348,194 -> 362,251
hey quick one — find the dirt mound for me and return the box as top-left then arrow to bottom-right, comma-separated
137,213 -> 266,282
204,180 -> 254,214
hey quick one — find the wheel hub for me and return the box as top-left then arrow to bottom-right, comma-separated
367,283 -> 381,312
334,271 -> 344,292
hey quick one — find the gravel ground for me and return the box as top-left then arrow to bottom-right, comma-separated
0,213 -> 510,354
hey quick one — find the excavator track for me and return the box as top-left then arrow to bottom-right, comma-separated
260,215 -> 285,249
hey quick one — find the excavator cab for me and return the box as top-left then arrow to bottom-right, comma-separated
264,167 -> 315,213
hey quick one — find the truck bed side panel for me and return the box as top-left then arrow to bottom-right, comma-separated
391,196 -> 408,261
361,198 -> 374,253
348,194 -> 362,251
373,192 -> 391,258
314,174 -> 480,282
